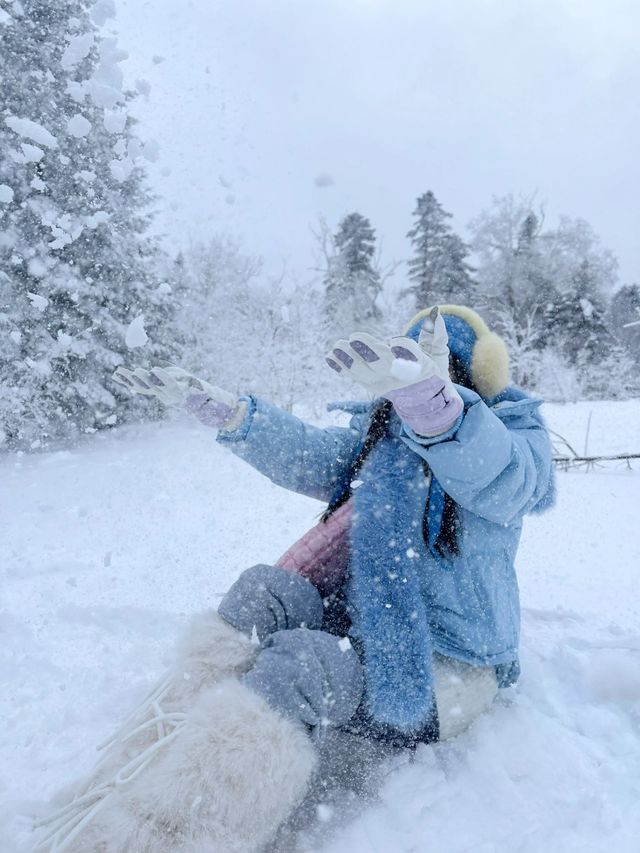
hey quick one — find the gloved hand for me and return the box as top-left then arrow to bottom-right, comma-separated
113,365 -> 245,430
183,392 -> 247,430
327,307 -> 463,437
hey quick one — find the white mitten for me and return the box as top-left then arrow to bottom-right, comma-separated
327,308 -> 463,436
113,365 -> 232,407
113,365 -> 245,430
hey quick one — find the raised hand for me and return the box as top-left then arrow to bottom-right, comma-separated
327,307 -> 463,436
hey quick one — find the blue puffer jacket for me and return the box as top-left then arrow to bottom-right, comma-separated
218,384 -> 554,733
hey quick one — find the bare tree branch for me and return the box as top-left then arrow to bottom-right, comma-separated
550,428 -> 640,470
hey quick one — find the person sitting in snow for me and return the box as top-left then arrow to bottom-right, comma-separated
36,305 -> 554,853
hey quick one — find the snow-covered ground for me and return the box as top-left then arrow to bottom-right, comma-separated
2,399 -> 640,852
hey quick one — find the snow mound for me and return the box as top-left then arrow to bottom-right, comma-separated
1,400 -> 639,852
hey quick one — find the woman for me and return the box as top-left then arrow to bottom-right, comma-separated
37,306 -> 554,853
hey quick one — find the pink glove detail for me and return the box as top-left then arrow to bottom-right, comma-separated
385,375 -> 463,437
184,392 -> 235,428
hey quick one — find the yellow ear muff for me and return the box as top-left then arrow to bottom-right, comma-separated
404,304 -> 510,397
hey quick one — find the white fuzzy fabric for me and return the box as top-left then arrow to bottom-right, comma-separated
57,680 -> 317,853
433,654 -> 498,740
103,613 -> 255,785
171,610 -> 258,695
39,614 -> 261,851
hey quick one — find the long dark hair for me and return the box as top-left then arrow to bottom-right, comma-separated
321,399 -> 394,521
323,399 -> 460,558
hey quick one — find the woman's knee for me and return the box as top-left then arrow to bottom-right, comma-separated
433,654 -> 498,740
217,564 -> 324,641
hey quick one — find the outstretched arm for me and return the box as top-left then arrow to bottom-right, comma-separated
113,364 -> 247,431
216,396 -> 362,503
113,364 -> 362,503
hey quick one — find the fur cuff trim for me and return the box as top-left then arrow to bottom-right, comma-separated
171,610 -> 258,699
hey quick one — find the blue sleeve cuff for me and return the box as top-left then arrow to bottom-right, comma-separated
400,409 -> 465,446
216,395 -> 257,443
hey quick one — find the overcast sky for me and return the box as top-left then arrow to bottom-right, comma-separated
113,0 -> 640,287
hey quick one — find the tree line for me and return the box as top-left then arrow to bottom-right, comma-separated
1,1 -> 638,451
320,192 -> 640,401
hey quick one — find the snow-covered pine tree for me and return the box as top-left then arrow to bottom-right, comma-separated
469,195 -> 630,398
0,0 -> 177,450
469,198 -> 557,334
545,261 -> 612,366
541,261 -> 637,398
323,212 -> 382,332
610,284 -> 640,365
406,191 -> 475,309
511,212 -> 558,340
172,235 -> 263,387
173,236 -> 333,412
578,341 -> 638,399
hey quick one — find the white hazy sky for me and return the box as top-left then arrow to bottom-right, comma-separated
113,0 -> 640,285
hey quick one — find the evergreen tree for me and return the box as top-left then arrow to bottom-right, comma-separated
0,0 -> 177,450
610,284 -> 640,364
323,212 -> 382,330
545,261 -> 613,366
469,195 -> 627,397
469,200 -> 557,337
513,212 -> 558,329
548,269 -> 613,365
577,342 -> 638,399
176,236 -> 330,412
173,236 -> 262,383
406,191 -> 474,308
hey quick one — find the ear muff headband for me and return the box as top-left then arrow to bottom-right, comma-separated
404,304 -> 510,398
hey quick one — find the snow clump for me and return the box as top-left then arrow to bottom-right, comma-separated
67,114 -> 92,138
125,314 -> 149,348
60,32 -> 94,70
5,116 -> 58,148
27,292 -> 49,311
390,358 -> 423,382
